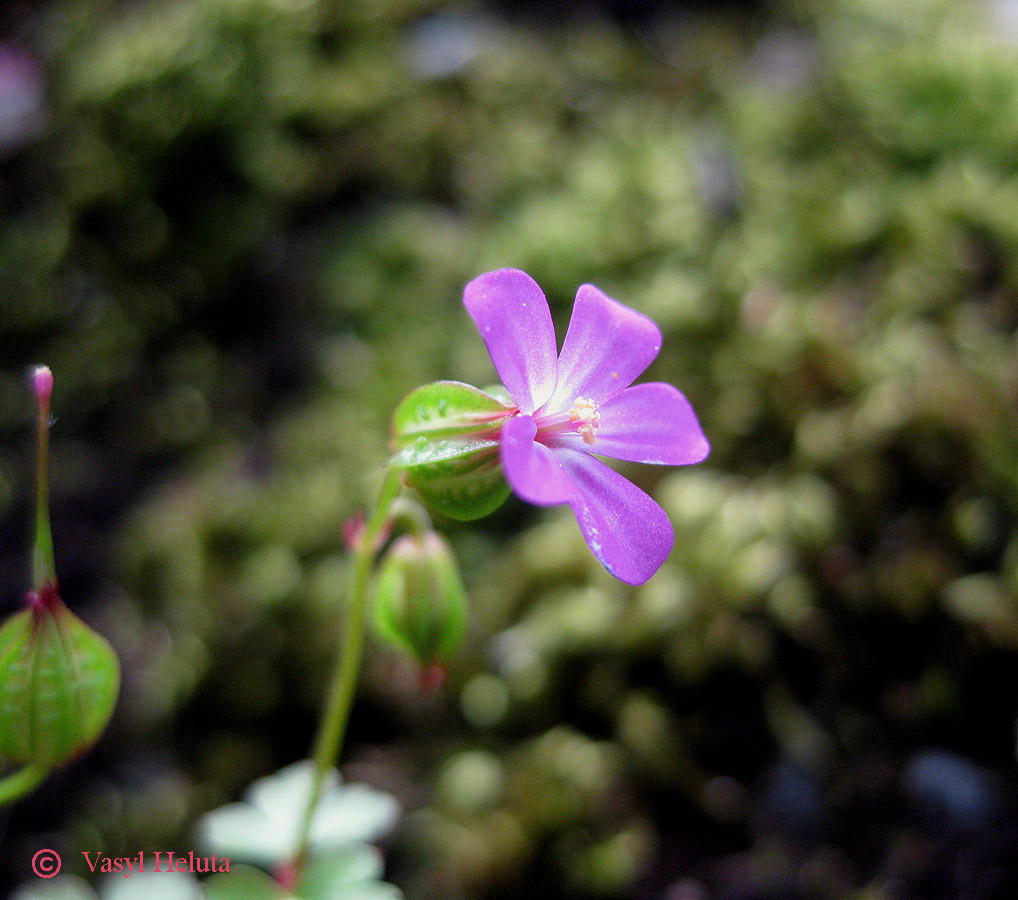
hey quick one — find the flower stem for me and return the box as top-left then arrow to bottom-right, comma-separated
389,495 -> 432,539
291,466 -> 403,871
32,367 -> 56,590
0,763 -> 51,807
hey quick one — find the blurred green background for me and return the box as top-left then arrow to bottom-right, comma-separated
2,0 -> 1018,897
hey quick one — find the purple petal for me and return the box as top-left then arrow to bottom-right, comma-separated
464,269 -> 558,415
501,414 -> 575,505
547,284 -> 661,411
548,382 -> 710,465
557,449 -> 674,585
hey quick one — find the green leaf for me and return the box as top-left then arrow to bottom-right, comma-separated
201,853 -> 404,900
101,872 -> 202,900
299,845 -> 404,900
328,889 -> 402,900
10,875 -> 97,900
204,865 -> 283,900
0,600 -> 120,767
390,382 -> 513,521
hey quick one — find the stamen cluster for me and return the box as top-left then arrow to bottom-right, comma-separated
567,397 -> 601,445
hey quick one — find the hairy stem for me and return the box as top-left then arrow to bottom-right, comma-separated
291,467 -> 403,871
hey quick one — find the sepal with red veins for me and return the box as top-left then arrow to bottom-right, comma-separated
389,380 -> 514,521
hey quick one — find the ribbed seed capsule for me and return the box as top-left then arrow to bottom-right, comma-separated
0,586 -> 120,766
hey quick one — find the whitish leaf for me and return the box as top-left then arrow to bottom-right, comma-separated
198,761 -> 399,867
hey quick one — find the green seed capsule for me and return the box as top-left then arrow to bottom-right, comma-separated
373,533 -> 468,667
0,585 -> 120,767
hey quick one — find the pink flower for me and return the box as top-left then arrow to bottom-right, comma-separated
464,269 -> 709,585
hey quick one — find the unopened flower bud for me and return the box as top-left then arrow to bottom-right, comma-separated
373,532 -> 468,667
390,381 -> 513,521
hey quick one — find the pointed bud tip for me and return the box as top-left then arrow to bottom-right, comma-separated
343,510 -> 366,550
272,861 -> 299,892
419,662 -> 447,694
31,366 -> 53,404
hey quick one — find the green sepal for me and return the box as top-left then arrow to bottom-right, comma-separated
0,596 -> 120,767
374,533 -> 468,667
390,381 -> 513,521
391,380 -> 512,441
400,449 -> 511,522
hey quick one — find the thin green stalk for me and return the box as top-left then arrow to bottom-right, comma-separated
33,367 -> 55,590
291,467 -> 403,871
0,763 -> 51,807
0,370 -> 56,808
389,495 -> 432,539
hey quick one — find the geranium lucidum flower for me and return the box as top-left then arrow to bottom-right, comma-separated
464,268 -> 709,585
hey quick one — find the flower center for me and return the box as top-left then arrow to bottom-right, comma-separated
567,396 -> 601,445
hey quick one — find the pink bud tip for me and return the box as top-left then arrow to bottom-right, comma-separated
273,861 -> 298,891
32,365 -> 53,404
342,510 -> 366,550
419,662 -> 447,694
